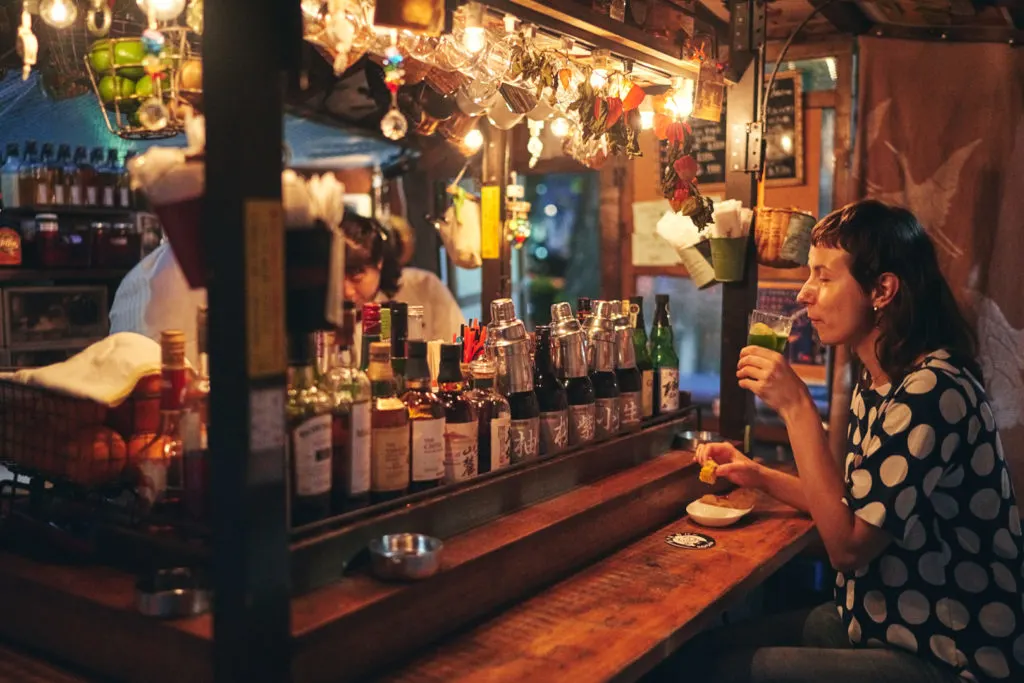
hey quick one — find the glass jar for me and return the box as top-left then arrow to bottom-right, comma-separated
93,221 -> 141,268
36,213 -> 68,268
66,221 -> 92,267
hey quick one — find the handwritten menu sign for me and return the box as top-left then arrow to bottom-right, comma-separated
763,71 -> 803,186
689,98 -> 727,186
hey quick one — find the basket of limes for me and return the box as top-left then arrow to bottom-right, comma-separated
84,27 -> 200,140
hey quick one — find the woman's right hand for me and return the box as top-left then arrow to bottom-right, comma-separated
695,442 -> 765,489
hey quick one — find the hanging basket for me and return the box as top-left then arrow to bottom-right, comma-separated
754,207 -> 815,268
709,236 -> 749,282
676,240 -> 716,289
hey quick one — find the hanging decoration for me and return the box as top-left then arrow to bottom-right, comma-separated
16,4 -> 38,81
86,0 -> 112,37
380,36 -> 408,140
185,0 -> 204,35
527,119 -> 544,168
39,0 -> 79,29
505,173 -> 531,248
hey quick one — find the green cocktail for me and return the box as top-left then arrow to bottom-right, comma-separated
747,311 -> 794,353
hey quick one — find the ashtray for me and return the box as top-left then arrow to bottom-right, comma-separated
368,533 -> 443,581
136,567 -> 211,618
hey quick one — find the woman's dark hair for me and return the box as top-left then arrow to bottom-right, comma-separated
811,200 -> 981,384
341,212 -> 404,298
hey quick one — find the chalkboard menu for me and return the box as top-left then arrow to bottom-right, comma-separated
763,71 -> 804,186
689,99 -> 727,186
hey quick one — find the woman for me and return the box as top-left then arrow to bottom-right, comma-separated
343,213 -> 464,344
692,200 -> 1023,682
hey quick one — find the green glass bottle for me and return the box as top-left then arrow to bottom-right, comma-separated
650,294 -> 680,415
629,296 -> 655,419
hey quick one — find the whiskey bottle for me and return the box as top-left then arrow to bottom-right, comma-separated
402,340 -> 445,492
286,332 -> 333,526
465,358 -> 511,474
437,343 -> 478,483
368,341 -> 410,502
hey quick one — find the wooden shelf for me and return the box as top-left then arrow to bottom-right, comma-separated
482,0 -> 701,79
1,206 -> 138,219
0,268 -> 131,282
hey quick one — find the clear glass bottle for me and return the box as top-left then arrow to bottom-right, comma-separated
630,295 -> 655,419
53,144 -> 74,206
402,340 -> 445,492
18,141 -> 38,208
323,304 -> 372,512
437,343 -> 478,483
36,143 -> 55,205
70,146 -> 88,206
115,150 -> 132,209
368,341 -> 410,502
102,149 -> 119,208
651,294 -> 681,414
138,330 -> 187,514
533,325 -> 569,456
286,332 -> 334,526
1,143 -> 22,209
182,307 -> 209,522
465,358 -> 511,474
87,148 -> 105,207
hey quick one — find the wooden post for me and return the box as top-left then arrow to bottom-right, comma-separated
204,0 -> 292,680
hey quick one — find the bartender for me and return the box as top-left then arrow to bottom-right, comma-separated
109,212 -> 464,363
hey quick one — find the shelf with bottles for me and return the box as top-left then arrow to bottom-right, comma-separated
0,205 -> 141,219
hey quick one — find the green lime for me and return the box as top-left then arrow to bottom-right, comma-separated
135,75 -> 154,99
89,39 -> 113,73
98,76 -> 135,104
114,40 -> 146,80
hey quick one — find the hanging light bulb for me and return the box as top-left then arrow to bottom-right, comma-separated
589,48 -> 611,89
136,0 -> 187,22
462,1 -> 486,54
668,76 -> 695,118
39,0 -> 79,29
640,110 -> 655,130
464,128 -> 484,153
550,117 -> 570,138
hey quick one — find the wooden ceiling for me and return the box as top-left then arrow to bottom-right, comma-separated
701,0 -> 1024,43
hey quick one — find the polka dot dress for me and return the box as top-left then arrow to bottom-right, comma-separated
839,351 -> 1024,682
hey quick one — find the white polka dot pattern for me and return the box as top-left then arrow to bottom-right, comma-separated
836,353 -> 1024,683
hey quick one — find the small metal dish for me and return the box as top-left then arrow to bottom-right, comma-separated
136,567 -> 211,619
674,430 -> 725,451
368,533 -> 443,582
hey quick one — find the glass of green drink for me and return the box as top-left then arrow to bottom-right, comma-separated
747,310 -> 793,353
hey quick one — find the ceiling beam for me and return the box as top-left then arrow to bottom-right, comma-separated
870,22 -> 1024,42
809,0 -> 873,35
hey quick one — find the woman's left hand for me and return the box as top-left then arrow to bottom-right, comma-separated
737,346 -> 812,421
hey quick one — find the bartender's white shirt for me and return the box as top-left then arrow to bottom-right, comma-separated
109,245 -> 464,366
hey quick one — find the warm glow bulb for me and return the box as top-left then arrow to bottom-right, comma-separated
589,69 -> 608,89
137,0 -> 188,22
40,0 -> 79,29
640,110 -> 655,130
464,128 -> 484,152
669,77 -> 695,119
463,26 -> 486,54
550,117 -> 570,138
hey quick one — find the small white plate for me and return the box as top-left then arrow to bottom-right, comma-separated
686,500 -> 754,528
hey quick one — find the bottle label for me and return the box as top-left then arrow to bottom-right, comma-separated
348,401 -> 371,495
102,187 -> 115,207
411,417 -> 445,482
569,403 -> 596,445
658,367 -> 680,412
641,369 -> 654,418
490,415 -> 511,470
36,182 -> 50,205
70,185 -> 83,206
539,409 -> 569,456
292,414 -> 332,497
595,397 -> 620,438
371,424 -> 410,492
508,417 -> 539,464
54,184 -> 66,205
119,187 -> 131,208
161,367 -> 188,410
86,187 -> 98,206
620,391 -> 642,427
444,420 -> 479,483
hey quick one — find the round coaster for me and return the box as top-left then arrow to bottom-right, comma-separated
666,532 -> 716,550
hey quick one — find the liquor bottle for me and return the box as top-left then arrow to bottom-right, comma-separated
484,299 -> 539,463
286,332 -> 333,526
182,307 -> 209,522
614,301 -> 643,429
324,304 -> 371,511
586,301 -> 621,438
550,302 -> 596,445
71,147 -> 89,206
53,144 -> 74,206
390,301 -> 408,394
651,294 -> 681,414
437,343 -> 479,483
36,143 -> 55,205
115,151 -> 132,209
360,302 -> 381,371
630,296 -> 655,419
0,144 -> 20,209
533,325 -> 569,456
101,149 -> 119,207
402,340 -> 445,492
465,358 -> 511,474
379,305 -> 392,343
18,141 -> 38,208
87,148 -> 105,206
368,341 -> 410,502
138,330 -> 188,513
576,297 -> 592,328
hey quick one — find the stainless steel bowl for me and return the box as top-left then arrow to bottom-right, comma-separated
135,567 -> 211,618
368,533 -> 444,581
675,430 -> 725,451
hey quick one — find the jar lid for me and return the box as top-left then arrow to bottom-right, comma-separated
35,213 -> 58,221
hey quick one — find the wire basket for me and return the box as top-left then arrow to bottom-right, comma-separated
754,207 -> 815,269
83,26 -> 199,140
0,374 -> 164,490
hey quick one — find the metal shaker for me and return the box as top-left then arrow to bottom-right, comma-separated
550,302 -> 589,381
484,298 -> 534,396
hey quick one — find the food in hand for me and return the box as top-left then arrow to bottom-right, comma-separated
699,460 -> 718,484
700,488 -> 757,510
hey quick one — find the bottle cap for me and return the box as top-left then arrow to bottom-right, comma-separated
160,329 -> 186,367
368,341 -> 391,363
